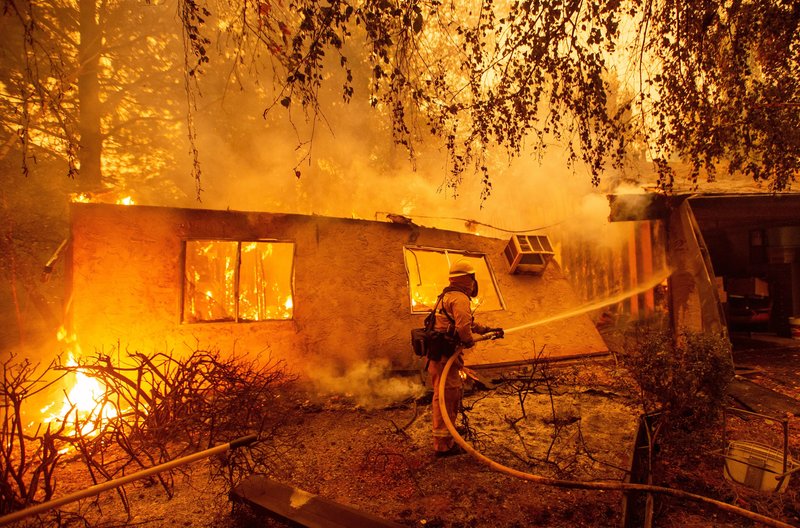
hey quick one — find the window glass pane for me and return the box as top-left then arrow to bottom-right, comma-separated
404,247 -> 504,313
183,240 -> 238,322
239,242 -> 294,321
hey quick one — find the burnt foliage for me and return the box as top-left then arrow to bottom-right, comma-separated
0,347 -> 295,522
1,355 -> 68,516
183,0 -> 799,193
620,327 -> 734,440
4,0 -> 798,198
59,348 -> 295,499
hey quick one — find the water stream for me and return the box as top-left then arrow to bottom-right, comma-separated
502,267 -> 673,335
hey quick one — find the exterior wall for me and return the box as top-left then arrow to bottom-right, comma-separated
67,204 -> 608,377
667,200 -> 726,337
559,219 -> 669,331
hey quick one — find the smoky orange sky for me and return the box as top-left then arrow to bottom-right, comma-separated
180,59 -> 641,260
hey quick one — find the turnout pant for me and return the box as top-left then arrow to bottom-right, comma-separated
427,354 -> 463,453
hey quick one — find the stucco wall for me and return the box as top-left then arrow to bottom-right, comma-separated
67,203 -> 607,376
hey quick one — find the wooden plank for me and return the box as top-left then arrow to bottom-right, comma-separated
231,475 -> 405,528
639,222 -> 655,314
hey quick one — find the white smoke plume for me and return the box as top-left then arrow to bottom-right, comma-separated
306,358 -> 426,409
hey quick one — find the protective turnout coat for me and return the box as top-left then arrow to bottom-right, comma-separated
427,278 -> 491,454
432,284 -> 492,349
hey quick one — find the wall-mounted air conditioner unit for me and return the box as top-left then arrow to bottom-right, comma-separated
503,234 -> 555,275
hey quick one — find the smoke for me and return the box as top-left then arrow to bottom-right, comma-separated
125,17 -> 660,385
162,23 -> 627,235
560,192 -> 631,250
306,358 -> 426,409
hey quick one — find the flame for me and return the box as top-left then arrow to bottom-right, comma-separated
69,192 -> 135,205
186,240 -> 294,322
42,330 -> 121,440
44,357 -> 118,438
411,290 -> 440,310
62,357 -> 108,414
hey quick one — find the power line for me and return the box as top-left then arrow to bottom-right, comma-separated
376,211 -> 563,234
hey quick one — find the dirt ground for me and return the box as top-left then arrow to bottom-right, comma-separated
29,358 -> 636,528
13,341 -> 800,528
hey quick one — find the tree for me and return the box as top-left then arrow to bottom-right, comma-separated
196,0 -> 798,194
1,0 -> 77,178
3,0 -> 798,196
1,0 -> 188,198
0,0 -> 190,353
636,0 -> 800,190
78,0 -> 102,190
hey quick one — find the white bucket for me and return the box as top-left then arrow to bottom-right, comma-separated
724,441 -> 792,493
790,317 -> 800,341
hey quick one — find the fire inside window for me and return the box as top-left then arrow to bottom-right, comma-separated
403,247 -> 504,314
183,240 -> 294,323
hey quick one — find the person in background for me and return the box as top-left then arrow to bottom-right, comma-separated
429,260 -> 503,457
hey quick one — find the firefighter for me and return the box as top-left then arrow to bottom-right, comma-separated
428,260 -> 503,457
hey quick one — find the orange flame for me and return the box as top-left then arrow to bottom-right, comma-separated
41,329 -> 120,440
69,192 -> 135,205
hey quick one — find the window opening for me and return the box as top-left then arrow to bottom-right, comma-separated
403,247 -> 504,314
183,239 -> 294,323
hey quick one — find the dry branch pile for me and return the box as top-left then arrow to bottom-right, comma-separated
1,346 -> 295,524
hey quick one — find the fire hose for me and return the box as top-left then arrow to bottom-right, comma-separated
0,434 -> 258,526
437,349 -> 794,528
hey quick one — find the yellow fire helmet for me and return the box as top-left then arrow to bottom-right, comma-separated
448,260 -> 476,278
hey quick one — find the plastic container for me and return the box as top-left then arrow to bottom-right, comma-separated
724,441 -> 792,493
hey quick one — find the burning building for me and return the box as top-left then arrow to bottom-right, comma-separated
63,202 -> 609,376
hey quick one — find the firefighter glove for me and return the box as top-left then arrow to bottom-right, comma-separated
489,328 -> 504,339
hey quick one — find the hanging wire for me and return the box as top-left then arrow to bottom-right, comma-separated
375,211 -> 563,234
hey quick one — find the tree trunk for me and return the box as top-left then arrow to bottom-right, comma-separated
78,0 -> 103,192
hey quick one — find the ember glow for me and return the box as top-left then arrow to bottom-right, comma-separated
69,192 -> 136,205
404,248 -> 503,313
183,239 -> 294,322
39,330 -> 121,439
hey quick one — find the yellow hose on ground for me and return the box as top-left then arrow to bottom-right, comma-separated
437,352 -> 794,528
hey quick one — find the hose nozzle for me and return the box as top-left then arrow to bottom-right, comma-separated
475,329 -> 504,342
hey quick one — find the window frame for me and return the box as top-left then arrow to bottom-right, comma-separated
403,245 -> 505,314
180,238 -> 296,324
